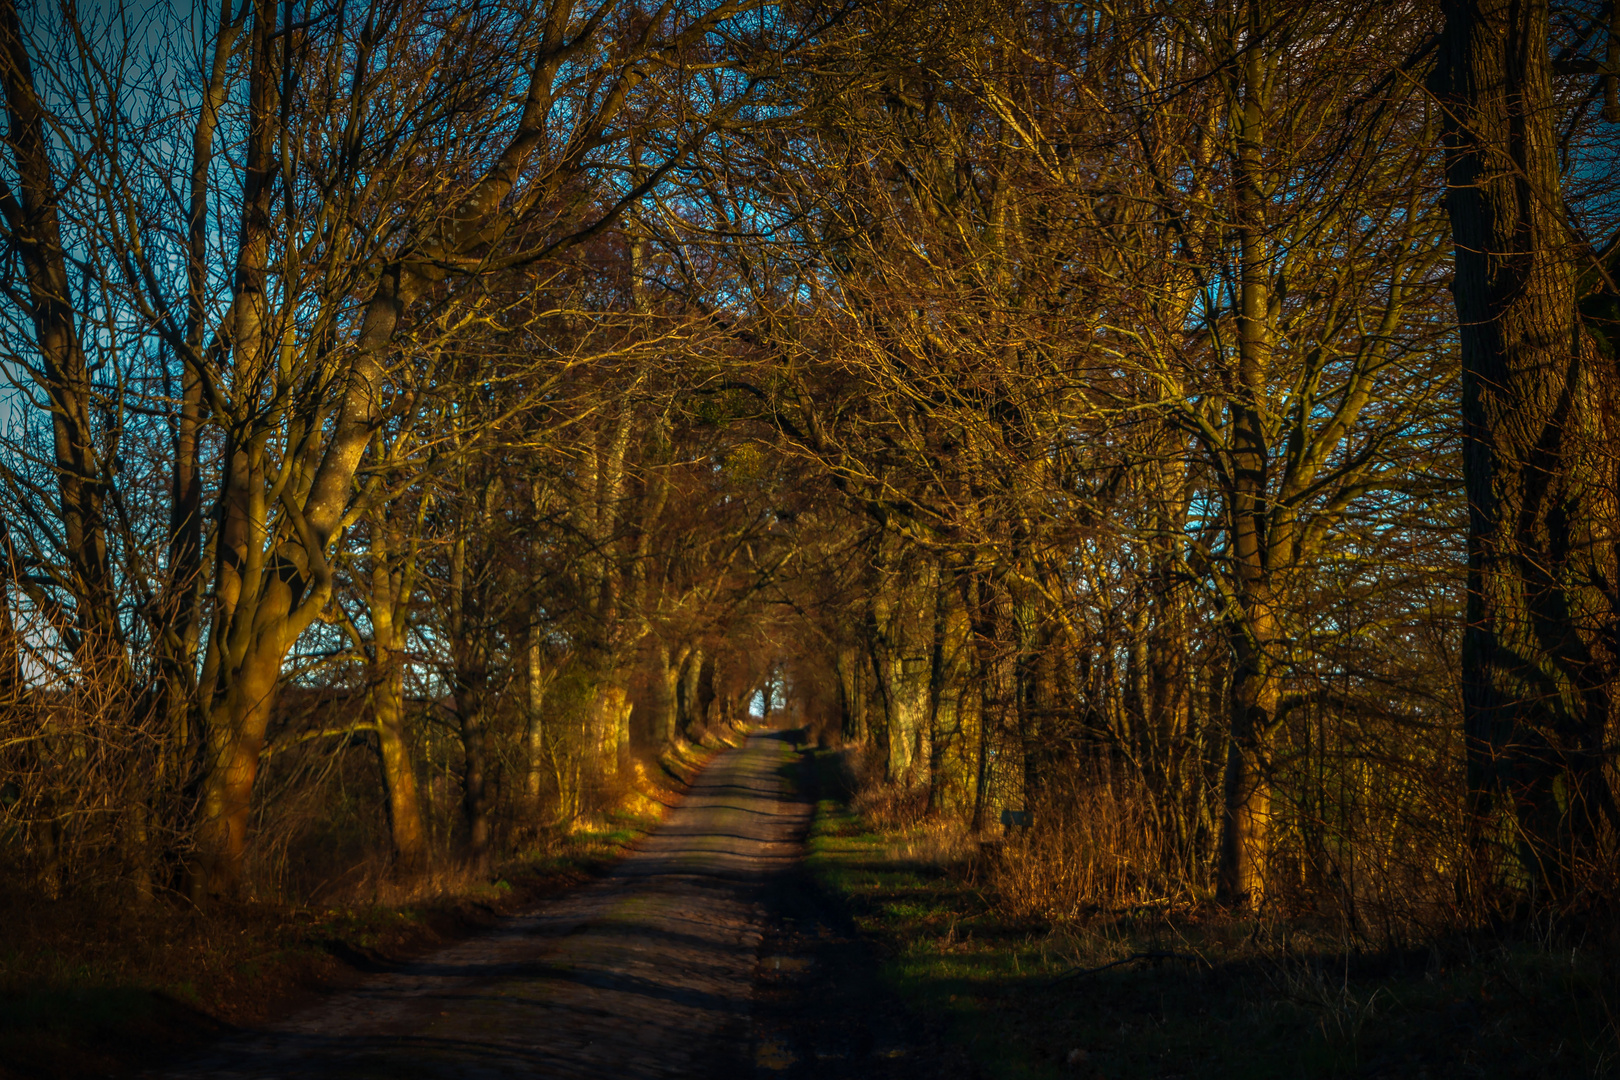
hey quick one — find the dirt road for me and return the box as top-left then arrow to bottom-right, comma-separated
158,730 -> 806,1079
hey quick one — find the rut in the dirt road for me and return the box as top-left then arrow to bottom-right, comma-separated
155,732 -> 804,1080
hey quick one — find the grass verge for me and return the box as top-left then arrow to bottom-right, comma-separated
803,751 -> 1620,1080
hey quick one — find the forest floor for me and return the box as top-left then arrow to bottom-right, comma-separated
0,735 -> 727,1080
799,751 -> 1620,1080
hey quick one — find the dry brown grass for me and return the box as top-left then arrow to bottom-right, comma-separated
989,772 -> 1197,922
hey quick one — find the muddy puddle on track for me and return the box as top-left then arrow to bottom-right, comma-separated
154,730 -> 968,1080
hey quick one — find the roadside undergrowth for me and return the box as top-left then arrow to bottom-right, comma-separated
0,729 -> 741,1080
803,750 -> 1620,1080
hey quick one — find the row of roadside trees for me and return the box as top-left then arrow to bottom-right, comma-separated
1,0 -> 1617,925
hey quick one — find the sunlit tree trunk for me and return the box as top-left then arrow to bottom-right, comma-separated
1215,21 -> 1282,908
594,682 -> 633,776
367,505 -> 428,876
189,0 -> 296,899
833,642 -> 869,744
925,565 -> 957,814
866,547 -> 930,784
136,0 -> 239,906
575,405 -> 637,779
650,641 -> 692,746
524,603 -> 548,822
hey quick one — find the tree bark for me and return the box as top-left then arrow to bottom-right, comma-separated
1433,0 -> 1620,900
1216,24 -> 1281,908
450,525 -> 492,866
833,642 -> 868,744
525,606 -> 548,822
0,0 -> 119,661
1219,604 -> 1282,906
374,632 -> 427,875
675,646 -> 703,742
369,513 -> 428,876
695,652 -> 718,737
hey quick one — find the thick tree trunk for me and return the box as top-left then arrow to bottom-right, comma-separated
594,680 -> 632,779
867,562 -> 929,784
963,568 -> 1015,831
696,652 -> 718,737
522,482 -> 552,825
187,0 -> 285,902
370,551 -> 427,874
374,638 -> 427,875
1434,0 -> 1619,899
1015,591 -> 1053,812
648,642 -> 690,747
362,499 -> 430,875
194,640 -> 280,898
675,646 -> 703,742
1219,606 -> 1281,906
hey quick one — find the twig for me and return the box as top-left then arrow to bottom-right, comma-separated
1049,949 -> 1206,985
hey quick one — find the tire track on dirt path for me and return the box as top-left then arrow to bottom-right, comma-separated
154,730 -> 806,1080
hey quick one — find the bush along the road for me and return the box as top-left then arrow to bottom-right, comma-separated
802,751 -> 1620,1080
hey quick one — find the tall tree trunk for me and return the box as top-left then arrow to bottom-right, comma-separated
833,642 -> 868,743
524,483 -> 551,822
459,692 -> 491,863
962,567 -> 1015,831
369,513 -> 428,876
525,606 -> 548,822
867,554 -> 928,784
0,0 -> 118,663
1219,604 -> 1281,906
1433,0 -> 1620,900
194,637 -> 281,898
1216,27 -> 1281,908
695,652 -> 717,737
650,642 -> 690,747
186,0 -> 285,901
675,646 -> 703,742
450,528 -> 491,865
593,679 -> 632,779
925,566 -> 953,814
373,628 -> 427,875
